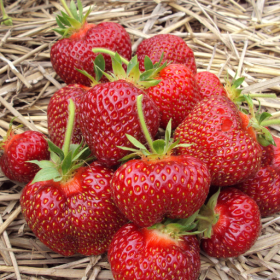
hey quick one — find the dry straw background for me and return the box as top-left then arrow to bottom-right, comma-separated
0,0 -> 280,279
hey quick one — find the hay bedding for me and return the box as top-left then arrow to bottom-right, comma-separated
0,0 -> 280,279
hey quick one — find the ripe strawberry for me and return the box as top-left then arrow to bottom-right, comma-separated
174,95 -> 263,187
195,71 -> 227,99
108,223 -> 201,280
136,34 -> 197,75
198,188 -> 261,258
47,84 -> 89,148
237,135 -> 280,216
110,95 -> 211,227
0,126 -> 50,183
147,63 -> 201,129
20,100 -> 128,256
50,0 -> 131,86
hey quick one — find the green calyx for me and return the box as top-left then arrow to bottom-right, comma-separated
54,0 -> 92,37
243,95 -> 280,147
0,118 -> 22,150
29,99 -> 93,184
148,211 -> 203,241
197,189 -> 220,239
118,94 -> 191,162
0,0 -> 12,26
92,48 -> 166,89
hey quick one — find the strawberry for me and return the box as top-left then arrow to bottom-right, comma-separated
78,53 -> 161,167
147,63 -> 201,128
174,95 -> 263,187
20,100 -> 128,256
50,0 -> 131,86
198,188 -> 261,258
108,223 -> 201,280
136,34 -> 197,75
195,71 -> 227,99
47,84 -> 89,148
0,125 -> 50,183
110,95 -> 211,228
236,135 -> 280,217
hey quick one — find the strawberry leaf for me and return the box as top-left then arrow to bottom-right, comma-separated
152,139 -> 165,154
31,167 -> 61,184
144,55 -> 153,71
258,112 -> 272,124
61,151 -> 73,175
127,55 -> 138,75
126,134 -> 148,151
69,0 -> 80,22
93,54 -> 105,82
48,140 -> 64,161
27,160 -> 56,169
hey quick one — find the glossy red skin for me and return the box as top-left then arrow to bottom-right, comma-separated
111,155 -> 211,228
51,22 -> 132,86
174,95 -> 262,187
147,64 -> 201,129
108,223 -> 201,280
20,162 -> 128,256
0,131 -> 50,183
195,71 -> 227,99
136,34 -> 197,75
78,80 -> 160,167
237,135 -> 280,217
47,84 -> 89,148
201,188 -> 261,258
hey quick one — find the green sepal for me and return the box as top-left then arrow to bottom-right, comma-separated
126,134 -> 148,151
152,139 -> 165,154
61,151 -> 73,175
69,0 -> 80,22
94,54 -> 105,82
27,160 -> 56,169
127,55 -> 138,75
57,14 -> 71,27
50,151 -> 60,164
112,53 -> 126,79
257,112 -> 272,124
48,140 -> 64,161
144,55 -> 153,71
31,167 -> 62,184
77,0 -> 83,21
117,146 -> 140,153
118,152 -> 140,162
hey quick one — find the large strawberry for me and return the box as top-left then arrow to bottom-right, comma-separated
174,95 -> 263,187
20,100 -> 128,256
50,0 -> 131,86
136,34 -> 197,75
237,135 -> 280,216
198,188 -> 261,258
110,95 -> 211,228
0,124 -> 50,183
47,83 -> 89,148
108,222 -> 201,280
78,53 -> 161,167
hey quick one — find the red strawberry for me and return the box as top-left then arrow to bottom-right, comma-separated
147,64 -> 201,129
174,95 -> 263,187
195,71 -> 227,99
237,135 -> 280,216
110,95 -> 211,227
108,223 -> 201,280
20,100 -> 128,256
136,34 -> 196,75
50,1 -> 131,86
0,127 -> 50,183
198,188 -> 261,258
47,84 -> 89,148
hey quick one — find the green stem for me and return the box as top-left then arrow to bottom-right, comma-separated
62,99 -> 75,155
0,0 -> 12,26
247,93 -> 277,99
196,214 -> 213,223
92,48 -> 129,65
59,0 -> 74,18
136,95 -> 156,153
262,119 -> 280,126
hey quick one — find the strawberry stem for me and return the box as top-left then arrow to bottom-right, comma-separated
62,99 -> 75,155
59,0 -> 74,18
261,119 -> 280,126
136,95 -> 156,153
248,93 -> 277,99
92,48 -> 130,65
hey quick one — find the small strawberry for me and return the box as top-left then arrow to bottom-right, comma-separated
195,71 -> 227,99
20,100 -> 128,256
198,188 -> 261,258
78,53 -> 161,167
174,95 -> 263,187
47,83 -> 89,148
110,95 -> 211,228
237,135 -> 280,217
136,34 -> 197,75
50,0 -> 131,86
108,222 -> 201,280
0,124 -> 50,183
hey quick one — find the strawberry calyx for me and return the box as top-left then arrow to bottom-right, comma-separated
118,94 -> 191,162
0,0 -> 12,26
196,189 -> 220,239
92,48 -> 165,89
54,0 -> 92,38
29,99 -> 94,184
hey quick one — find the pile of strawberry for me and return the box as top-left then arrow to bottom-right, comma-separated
1,1 -> 280,279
